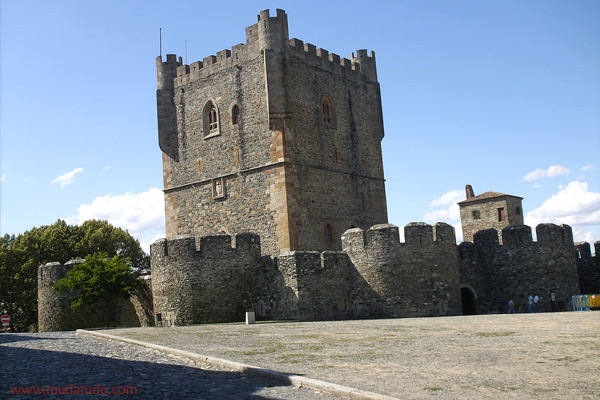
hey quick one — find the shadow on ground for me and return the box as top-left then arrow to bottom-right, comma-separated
0,340 -> 293,400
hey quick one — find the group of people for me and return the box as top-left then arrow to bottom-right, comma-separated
507,295 -> 539,314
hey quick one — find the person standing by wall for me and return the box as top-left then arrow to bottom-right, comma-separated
508,300 -> 516,314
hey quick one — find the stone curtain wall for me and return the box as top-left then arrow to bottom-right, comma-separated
460,224 -> 580,313
575,241 -> 600,294
150,233 -> 262,325
341,223 -> 462,318
38,260 -> 153,332
276,251 -> 381,321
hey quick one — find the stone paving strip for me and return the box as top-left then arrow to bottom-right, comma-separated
0,331 -> 342,399
79,329 -> 397,400
98,313 -> 600,400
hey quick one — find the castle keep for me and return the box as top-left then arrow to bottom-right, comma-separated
37,10 -> 599,331
157,9 -> 387,255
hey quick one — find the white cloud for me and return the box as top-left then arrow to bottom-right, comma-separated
523,165 -> 570,181
75,187 -> 165,253
571,227 -> 596,244
425,190 -> 462,224
51,167 -> 83,187
525,181 -> 600,229
0,174 -> 6,182
424,203 -> 460,223
428,189 -> 463,207
580,163 -> 595,171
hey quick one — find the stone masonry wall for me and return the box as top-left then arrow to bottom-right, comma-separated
460,224 -> 580,313
150,233 -> 262,325
341,223 -> 462,318
158,49 -> 285,255
460,196 -> 524,243
275,251 -> 381,321
156,9 -> 388,255
38,260 -> 153,332
280,42 -> 387,251
575,241 -> 600,294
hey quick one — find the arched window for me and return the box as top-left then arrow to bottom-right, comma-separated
321,95 -> 335,126
203,100 -> 220,137
231,104 -> 240,125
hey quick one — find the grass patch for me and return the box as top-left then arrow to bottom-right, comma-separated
533,387 -> 556,393
474,331 -> 516,337
550,356 -> 580,362
424,387 -> 442,392
278,353 -> 322,363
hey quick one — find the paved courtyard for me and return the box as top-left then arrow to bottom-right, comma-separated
102,312 -> 599,399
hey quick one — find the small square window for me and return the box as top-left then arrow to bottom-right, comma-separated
498,207 -> 506,222
471,210 -> 480,219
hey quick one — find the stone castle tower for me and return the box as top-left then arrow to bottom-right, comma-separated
458,184 -> 524,243
156,9 -> 388,255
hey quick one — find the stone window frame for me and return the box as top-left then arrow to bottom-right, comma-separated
212,177 -> 226,199
320,94 -> 336,127
202,100 -> 221,139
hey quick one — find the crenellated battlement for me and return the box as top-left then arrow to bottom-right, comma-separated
279,250 -> 350,274
150,232 -> 261,260
161,8 -> 378,88
462,223 -> 580,313
575,241 -> 594,259
340,223 -> 462,318
287,38 -> 377,82
150,233 -> 263,325
168,42 -> 377,87
472,223 -> 574,250
342,222 -> 457,251
574,240 -> 600,294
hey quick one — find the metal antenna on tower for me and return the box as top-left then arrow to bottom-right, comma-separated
185,40 -> 188,65
159,28 -> 162,57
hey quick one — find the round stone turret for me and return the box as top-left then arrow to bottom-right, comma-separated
257,9 -> 289,51
38,259 -> 84,332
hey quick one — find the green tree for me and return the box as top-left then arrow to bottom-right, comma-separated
54,253 -> 141,326
0,219 -> 148,331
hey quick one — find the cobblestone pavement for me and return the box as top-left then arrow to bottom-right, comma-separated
0,332 -> 340,400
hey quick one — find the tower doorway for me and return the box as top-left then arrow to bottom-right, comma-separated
461,287 -> 477,315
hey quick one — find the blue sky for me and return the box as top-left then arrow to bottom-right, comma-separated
1,1 -> 599,253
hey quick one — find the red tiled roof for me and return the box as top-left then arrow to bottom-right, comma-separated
458,191 -> 523,205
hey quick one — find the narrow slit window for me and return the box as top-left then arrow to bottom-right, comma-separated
232,104 -> 240,125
